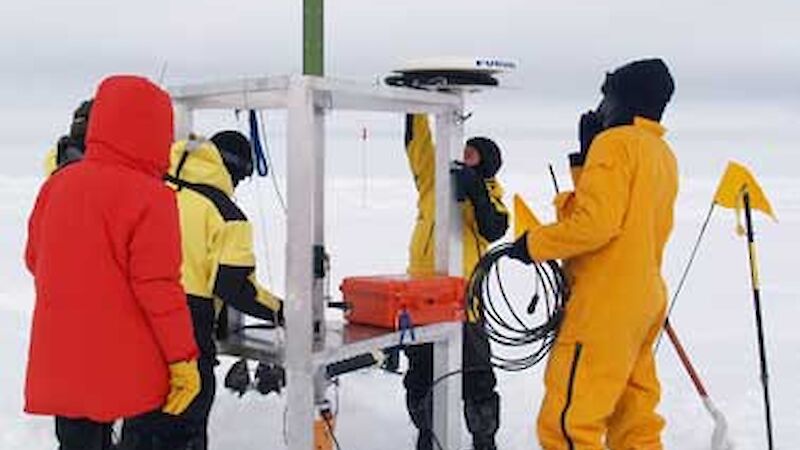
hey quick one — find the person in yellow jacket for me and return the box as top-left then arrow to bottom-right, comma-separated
404,114 -> 508,450
121,131 -> 284,450
509,58 -> 677,449
43,99 -> 92,176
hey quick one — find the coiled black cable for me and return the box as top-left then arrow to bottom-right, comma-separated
417,243 -> 570,449
467,242 -> 569,372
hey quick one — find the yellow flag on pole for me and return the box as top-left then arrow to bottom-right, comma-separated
713,161 -> 777,221
513,194 -> 542,238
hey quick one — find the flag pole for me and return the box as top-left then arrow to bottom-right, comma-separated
743,189 -> 774,449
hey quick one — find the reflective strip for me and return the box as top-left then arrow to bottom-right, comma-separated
749,242 -> 761,289
560,342 -> 583,450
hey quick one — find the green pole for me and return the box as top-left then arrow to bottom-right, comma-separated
303,0 -> 324,76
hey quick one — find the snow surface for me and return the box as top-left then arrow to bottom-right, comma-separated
2,123 -> 799,449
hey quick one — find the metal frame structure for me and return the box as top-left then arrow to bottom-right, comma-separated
170,75 -> 465,450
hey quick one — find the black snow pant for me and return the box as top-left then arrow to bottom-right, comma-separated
119,297 -> 217,450
404,322 -> 499,450
55,416 -> 113,450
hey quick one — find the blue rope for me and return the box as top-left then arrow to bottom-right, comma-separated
249,110 -> 269,177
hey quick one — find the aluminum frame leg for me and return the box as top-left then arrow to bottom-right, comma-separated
432,324 -> 463,449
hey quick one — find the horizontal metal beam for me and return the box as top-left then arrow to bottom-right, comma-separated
311,321 -> 461,369
218,321 -> 462,371
168,76 -> 291,110
308,77 -> 461,113
169,75 -> 461,114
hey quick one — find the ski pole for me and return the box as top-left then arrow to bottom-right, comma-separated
664,320 -> 733,450
742,189 -> 774,450
655,203 -> 716,352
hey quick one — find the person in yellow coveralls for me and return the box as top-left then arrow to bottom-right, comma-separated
509,58 -> 677,449
120,131 -> 284,450
403,114 -> 509,450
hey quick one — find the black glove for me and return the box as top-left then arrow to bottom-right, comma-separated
255,362 -> 286,396
572,110 -> 604,167
451,162 -> 467,202
259,298 -> 285,327
507,232 -> 534,265
274,300 -> 285,327
452,162 -> 485,203
224,358 -> 251,397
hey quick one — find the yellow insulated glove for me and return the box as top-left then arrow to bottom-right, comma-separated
162,360 -> 201,415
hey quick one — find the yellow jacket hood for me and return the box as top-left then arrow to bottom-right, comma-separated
168,139 -> 234,195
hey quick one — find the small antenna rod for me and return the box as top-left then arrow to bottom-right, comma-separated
548,163 -> 560,194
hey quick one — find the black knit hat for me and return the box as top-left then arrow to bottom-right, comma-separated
602,58 -> 675,121
210,130 -> 253,186
466,137 -> 502,178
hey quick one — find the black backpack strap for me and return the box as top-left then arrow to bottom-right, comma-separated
164,175 -> 246,222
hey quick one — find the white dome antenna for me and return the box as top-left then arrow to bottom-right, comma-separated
385,56 -> 517,92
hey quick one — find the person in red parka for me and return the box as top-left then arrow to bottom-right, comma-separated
24,75 -> 201,450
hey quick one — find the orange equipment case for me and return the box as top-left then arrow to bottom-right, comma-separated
340,274 -> 466,329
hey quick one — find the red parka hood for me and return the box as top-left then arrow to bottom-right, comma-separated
84,75 -> 174,177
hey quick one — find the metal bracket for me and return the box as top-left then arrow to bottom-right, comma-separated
455,111 -> 473,124
313,244 -> 329,279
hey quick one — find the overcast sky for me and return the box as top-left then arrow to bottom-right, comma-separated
3,0 -> 798,100
0,0 -> 797,173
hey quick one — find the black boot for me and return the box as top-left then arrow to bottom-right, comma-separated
416,429 -> 434,450
464,394 -> 499,450
407,398 -> 433,450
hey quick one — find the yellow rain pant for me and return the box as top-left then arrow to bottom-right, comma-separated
537,317 -> 665,450
527,117 -> 678,449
